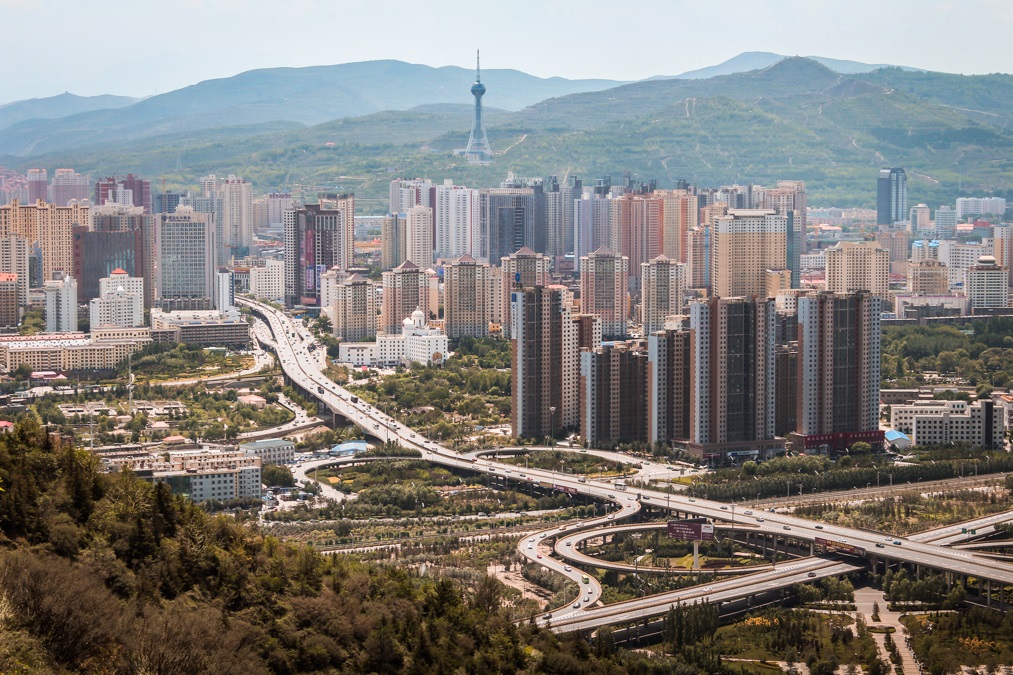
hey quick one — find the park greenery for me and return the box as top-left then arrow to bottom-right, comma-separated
119,343 -> 254,382
498,449 -> 629,476
902,607 -> 1013,675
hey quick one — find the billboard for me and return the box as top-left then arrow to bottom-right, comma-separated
552,484 -> 578,494
667,520 -> 715,541
815,537 -> 866,557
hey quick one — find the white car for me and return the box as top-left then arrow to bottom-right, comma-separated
564,565 -> 572,572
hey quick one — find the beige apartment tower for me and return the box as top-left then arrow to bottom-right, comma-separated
825,241 -> 889,298
907,259 -> 949,295
580,247 -> 629,339
640,255 -> 686,334
332,274 -> 377,342
0,199 -> 87,283
499,247 -> 550,336
443,255 -> 492,338
712,209 -> 787,299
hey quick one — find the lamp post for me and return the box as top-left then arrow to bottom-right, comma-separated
549,406 -> 556,445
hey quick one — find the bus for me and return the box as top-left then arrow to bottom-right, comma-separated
581,575 -> 590,585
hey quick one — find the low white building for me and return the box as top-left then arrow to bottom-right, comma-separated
338,308 -> 448,368
249,259 -> 284,302
908,399 -> 1004,450
90,270 -> 144,328
239,439 -> 295,465
891,400 -> 968,433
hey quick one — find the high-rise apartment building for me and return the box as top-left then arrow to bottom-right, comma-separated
248,259 -> 284,302
966,255 -> 1009,310
579,341 -> 648,445
934,206 -> 958,240
560,175 -> 582,256
956,197 -> 1007,220
26,169 -> 48,203
712,209 -> 786,299
755,179 -> 807,262
405,205 -> 434,268
795,292 -> 883,452
214,175 -> 254,252
611,193 -> 663,286
647,328 -> 691,446
877,168 -> 907,226
388,178 -> 434,214
824,241 -> 889,298
0,198 -> 87,284
511,285 -> 580,438
443,255 -> 492,338
686,226 -> 711,290
909,203 -> 931,234
875,229 -> 910,265
154,206 -> 216,304
380,261 -> 423,334
579,248 -> 629,339
331,273 -> 376,342
434,181 -> 480,260
499,247 -> 551,336
907,259 -> 949,295
283,196 -> 355,307
544,176 -> 564,258
573,193 -> 613,260
688,297 -> 780,461
90,269 -> 143,328
640,255 -> 686,334
480,187 -> 540,263
0,236 -> 28,311
656,189 -> 697,263
44,274 -> 78,333
381,213 -> 407,271
49,169 -> 89,206
0,273 -> 18,330
938,239 -> 992,289
95,175 -> 151,213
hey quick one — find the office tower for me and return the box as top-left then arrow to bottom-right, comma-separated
443,255 -> 492,338
688,297 -> 779,461
647,328 -> 691,446
434,181 -> 480,260
405,204 -> 434,267
686,226 -> 711,290
796,292 -> 882,452
579,341 -> 648,445
934,206 -> 958,240
481,187 -> 538,263
875,229 -> 910,265
712,209 -> 787,299
381,261 -> 422,334
611,193 -> 663,286
90,270 -> 143,328
966,256 -> 1009,310
44,274 -> 78,333
579,248 -> 629,339
216,269 -> 235,311
0,199 -> 87,284
215,175 -> 254,252
463,51 -> 492,164
560,175 -> 582,256
656,189 -> 697,263
510,285 -> 580,438
72,224 -> 147,304
50,169 -> 89,206
381,213 -> 407,270
249,259 -> 284,301
907,259 -> 949,295
389,178 -> 434,214
332,274 -> 376,341
0,237 -> 28,311
573,193 -> 613,260
155,206 -> 216,304
95,175 -> 151,213
26,169 -> 48,203
877,168 -> 907,226
909,203 -> 931,234
956,197 -> 1007,220
825,241 -> 889,298
0,273 -> 18,330
640,255 -> 686,334
154,191 -> 184,217
283,196 -> 355,307
499,247 -> 551,335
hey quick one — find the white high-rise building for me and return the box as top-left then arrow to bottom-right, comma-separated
216,175 -> 254,250
249,259 -> 284,301
90,269 -> 143,328
966,256 -> 1009,310
956,197 -> 1007,220
939,239 -> 994,289
824,241 -> 889,299
405,205 -> 434,267
45,274 -> 77,333
579,248 -> 629,339
155,206 -> 216,303
216,270 -> 235,311
640,255 -> 686,334
434,181 -> 480,260
389,178 -> 434,213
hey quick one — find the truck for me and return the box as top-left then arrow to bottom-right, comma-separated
577,476 -> 586,483
613,481 -> 627,491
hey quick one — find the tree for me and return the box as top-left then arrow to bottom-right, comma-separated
11,362 -> 32,381
263,464 -> 295,488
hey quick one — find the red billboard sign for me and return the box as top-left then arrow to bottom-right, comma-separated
815,537 -> 866,556
667,520 -> 715,541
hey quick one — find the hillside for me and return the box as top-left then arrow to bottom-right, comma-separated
4,57 -> 1013,209
0,92 -> 138,130
0,60 -> 623,157
659,51 -> 923,80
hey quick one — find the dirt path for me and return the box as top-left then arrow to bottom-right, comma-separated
487,563 -> 554,602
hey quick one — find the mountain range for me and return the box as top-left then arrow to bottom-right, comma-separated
2,54 -> 1012,208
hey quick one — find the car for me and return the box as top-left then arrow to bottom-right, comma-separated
584,595 -> 591,603
642,496 -> 651,500
527,544 -> 533,549
720,505 -> 728,510
893,540 -> 902,545
565,541 -> 572,547
410,433 -> 415,438
564,565 -> 572,572
542,613 -> 552,620
488,468 -> 495,472
573,602 -> 581,609
607,494 -> 615,499
666,465 -> 675,470
529,537 -> 535,542
536,554 -> 542,559
704,586 -> 713,592
756,517 -> 765,522
885,536 -> 894,542
519,473 -> 526,477
608,514 -> 615,520
783,525 -> 791,531
875,543 -> 885,548
688,498 -> 696,502
743,510 -> 753,515
815,525 -> 824,530
627,496 -> 634,501
539,533 -> 547,539
807,572 -> 817,578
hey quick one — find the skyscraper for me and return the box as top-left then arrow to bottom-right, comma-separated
50,169 -> 89,206
283,195 -> 355,307
876,168 -> 907,226
580,341 -> 648,445
499,247 -> 551,335
795,291 -> 882,452
443,255 -> 492,338
712,209 -> 787,299
26,169 -> 48,204
824,241 -> 889,298
966,255 -> 1009,310
155,206 -> 216,304
611,193 -> 663,287
44,273 -> 77,333
481,187 -> 537,263
463,51 -> 492,164
405,204 -> 434,268
640,255 -> 686,334
656,189 -> 698,263
331,274 -> 377,342
434,181 -> 480,260
95,175 -> 151,213
381,261 -> 423,334
647,328 -> 691,446
380,213 -> 407,271
579,248 -> 629,339
216,175 -> 254,253
0,198 -> 87,284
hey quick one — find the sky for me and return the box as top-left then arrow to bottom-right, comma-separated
3,0 -> 1013,103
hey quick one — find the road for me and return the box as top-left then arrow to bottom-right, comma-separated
240,296 -> 1013,631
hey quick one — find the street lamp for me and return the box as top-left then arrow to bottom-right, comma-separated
549,406 -> 556,444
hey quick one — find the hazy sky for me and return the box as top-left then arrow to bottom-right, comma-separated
3,0 -> 1013,103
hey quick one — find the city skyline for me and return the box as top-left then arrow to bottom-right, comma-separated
3,0 -> 1013,103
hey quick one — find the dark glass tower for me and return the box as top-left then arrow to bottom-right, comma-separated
464,50 -> 492,164
877,167 -> 907,225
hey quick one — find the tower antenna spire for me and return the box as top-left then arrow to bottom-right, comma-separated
476,49 -> 481,82
462,49 -> 492,163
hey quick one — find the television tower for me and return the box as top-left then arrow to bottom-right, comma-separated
464,50 -> 492,164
